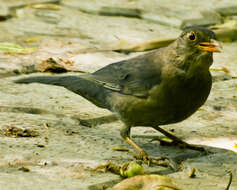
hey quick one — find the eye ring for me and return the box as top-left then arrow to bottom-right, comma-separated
187,32 -> 196,41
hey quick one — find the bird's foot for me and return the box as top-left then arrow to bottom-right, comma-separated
133,151 -> 178,170
123,137 -> 175,168
133,150 -> 151,165
152,137 -> 211,154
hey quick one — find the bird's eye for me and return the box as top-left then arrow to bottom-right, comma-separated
187,32 -> 196,41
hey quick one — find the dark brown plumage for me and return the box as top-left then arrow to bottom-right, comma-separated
15,27 -> 221,165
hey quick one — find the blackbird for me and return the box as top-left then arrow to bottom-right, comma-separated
15,27 -> 221,165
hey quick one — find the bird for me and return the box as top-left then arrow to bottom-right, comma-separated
15,27 -> 221,166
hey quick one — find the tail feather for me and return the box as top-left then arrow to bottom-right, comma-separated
15,76 -> 68,86
14,75 -> 111,109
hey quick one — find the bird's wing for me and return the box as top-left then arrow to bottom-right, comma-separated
86,51 -> 163,98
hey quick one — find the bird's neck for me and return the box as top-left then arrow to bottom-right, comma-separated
164,40 -> 213,75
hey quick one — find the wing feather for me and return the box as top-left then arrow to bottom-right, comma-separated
85,51 -> 163,98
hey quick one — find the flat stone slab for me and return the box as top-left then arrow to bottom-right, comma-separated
0,1 -> 236,190
62,0 -> 237,27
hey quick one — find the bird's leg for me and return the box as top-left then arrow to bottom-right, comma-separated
120,125 -> 149,161
152,126 -> 206,152
120,125 -> 170,167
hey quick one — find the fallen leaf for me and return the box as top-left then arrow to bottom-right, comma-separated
28,4 -> 61,10
198,107 -> 206,111
25,36 -> 40,43
112,146 -> 129,152
19,166 -> 30,172
2,126 -> 39,138
188,168 -> 196,178
113,36 -> 175,52
110,174 -> 183,190
0,42 -> 36,54
210,67 -> 230,73
38,57 -> 68,73
120,161 -> 144,178
92,162 -> 121,175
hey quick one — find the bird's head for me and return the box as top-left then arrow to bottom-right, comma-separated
179,26 -> 221,53
172,27 -> 222,71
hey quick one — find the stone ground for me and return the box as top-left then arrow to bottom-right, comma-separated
0,0 -> 237,189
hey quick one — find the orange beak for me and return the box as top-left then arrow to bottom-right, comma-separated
198,39 -> 222,53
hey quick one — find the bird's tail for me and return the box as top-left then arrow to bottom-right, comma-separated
15,75 -> 71,86
15,75 -> 111,109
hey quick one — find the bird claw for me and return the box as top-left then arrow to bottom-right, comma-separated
133,151 -> 151,166
133,151 -> 176,169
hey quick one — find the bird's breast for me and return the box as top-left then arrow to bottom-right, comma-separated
148,70 -> 212,125
111,70 -> 212,127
